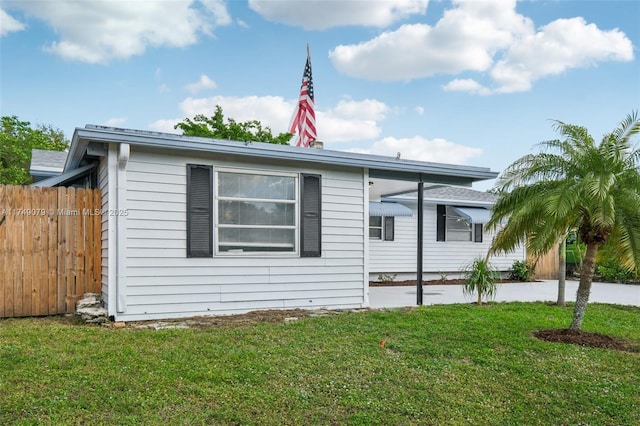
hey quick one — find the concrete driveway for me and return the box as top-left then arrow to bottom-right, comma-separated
369,280 -> 640,309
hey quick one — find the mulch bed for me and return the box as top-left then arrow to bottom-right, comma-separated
533,329 -> 639,353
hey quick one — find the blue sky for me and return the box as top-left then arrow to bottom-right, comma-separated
1,0 -> 638,190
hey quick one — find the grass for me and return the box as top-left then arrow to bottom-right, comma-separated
1,302 -> 639,425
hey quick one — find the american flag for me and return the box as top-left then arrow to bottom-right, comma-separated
289,46 -> 316,147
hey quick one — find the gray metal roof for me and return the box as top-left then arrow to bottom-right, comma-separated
66,125 -> 498,185
383,184 -> 498,206
30,149 -> 68,173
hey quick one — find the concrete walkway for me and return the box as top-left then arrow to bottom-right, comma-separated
369,280 -> 640,309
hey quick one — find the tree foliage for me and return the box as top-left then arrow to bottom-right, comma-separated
487,111 -> 640,330
0,116 -> 69,185
174,105 -> 292,145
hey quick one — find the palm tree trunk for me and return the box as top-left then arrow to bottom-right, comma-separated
477,291 -> 482,306
557,239 -> 566,306
569,242 -> 598,330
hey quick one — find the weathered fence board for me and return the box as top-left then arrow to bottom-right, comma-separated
529,243 -> 560,280
0,185 -> 101,317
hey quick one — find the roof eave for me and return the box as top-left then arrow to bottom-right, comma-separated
69,126 -> 498,183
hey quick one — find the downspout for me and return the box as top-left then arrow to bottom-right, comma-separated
116,143 -> 129,313
417,175 -> 424,305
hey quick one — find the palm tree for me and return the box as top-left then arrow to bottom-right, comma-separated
487,112 -> 640,330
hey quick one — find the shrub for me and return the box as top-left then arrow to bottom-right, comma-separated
596,263 -> 639,284
462,257 -> 501,305
377,273 -> 397,284
509,260 -> 535,281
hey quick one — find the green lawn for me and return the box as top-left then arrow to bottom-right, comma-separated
1,302 -> 639,425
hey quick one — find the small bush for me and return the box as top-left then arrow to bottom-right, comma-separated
596,263 -> 638,284
509,260 -> 535,281
377,273 -> 397,284
462,257 -> 500,305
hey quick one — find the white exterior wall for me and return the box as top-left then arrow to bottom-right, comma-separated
112,147 -> 366,321
369,203 -> 525,280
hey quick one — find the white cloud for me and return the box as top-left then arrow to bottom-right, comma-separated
1,9 -> 25,36
152,95 -> 391,143
487,17 -> 634,94
186,74 -> 217,93
9,0 -> 231,63
443,78 -> 491,95
415,106 -> 424,116
104,117 -> 127,127
348,136 -> 482,164
329,0 -> 634,93
148,118 -> 181,134
248,0 -> 428,30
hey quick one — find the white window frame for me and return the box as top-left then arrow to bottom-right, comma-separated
369,216 -> 383,240
215,168 -> 299,256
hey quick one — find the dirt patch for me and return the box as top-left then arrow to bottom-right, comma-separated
533,329 -> 639,353
370,279 -> 527,287
125,308 -> 370,329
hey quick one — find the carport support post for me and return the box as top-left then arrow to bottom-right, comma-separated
417,178 -> 424,305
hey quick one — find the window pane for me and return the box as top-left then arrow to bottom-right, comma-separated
219,172 -> 294,200
219,201 -> 294,226
219,228 -> 295,252
445,206 -> 472,241
447,217 -> 472,232
369,228 -> 382,239
447,231 -> 472,242
370,216 -> 382,226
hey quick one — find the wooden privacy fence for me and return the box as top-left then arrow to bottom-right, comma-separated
0,185 -> 101,317
529,244 -> 560,280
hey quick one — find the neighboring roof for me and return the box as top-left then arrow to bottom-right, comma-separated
30,149 -> 68,175
383,184 -> 498,207
369,202 -> 413,217
31,163 -> 96,188
65,125 -> 498,185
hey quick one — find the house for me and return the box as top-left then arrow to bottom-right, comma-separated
34,125 -> 500,322
368,184 -> 525,281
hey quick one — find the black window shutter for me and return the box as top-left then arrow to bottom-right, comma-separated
384,216 -> 395,241
186,165 -> 213,257
474,223 -> 483,243
300,173 -> 321,257
436,204 -> 446,241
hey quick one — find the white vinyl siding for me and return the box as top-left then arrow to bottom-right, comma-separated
370,203 -> 525,276
115,147 -> 366,321
98,156 -> 109,309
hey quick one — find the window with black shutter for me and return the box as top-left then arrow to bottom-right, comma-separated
186,164 -> 213,257
300,173 -> 321,257
384,216 -> 395,241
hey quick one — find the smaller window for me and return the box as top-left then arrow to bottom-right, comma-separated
369,216 -> 395,241
369,216 -> 382,239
